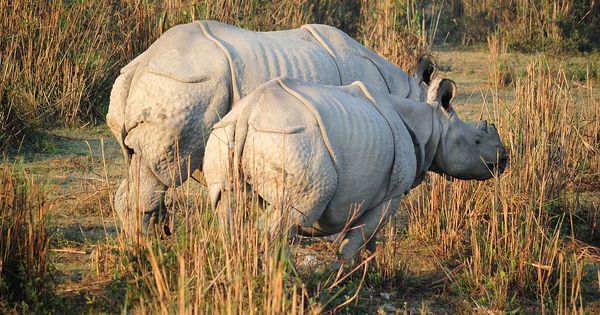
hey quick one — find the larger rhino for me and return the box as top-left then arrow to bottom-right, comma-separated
107,21 -> 437,234
203,77 -> 508,263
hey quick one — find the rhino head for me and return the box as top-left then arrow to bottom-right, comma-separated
428,78 -> 508,180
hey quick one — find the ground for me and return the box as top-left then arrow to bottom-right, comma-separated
5,47 -> 599,313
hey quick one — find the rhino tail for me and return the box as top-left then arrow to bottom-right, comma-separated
203,96 -> 253,197
232,98 -> 255,180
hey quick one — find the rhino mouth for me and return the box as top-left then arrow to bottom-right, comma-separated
486,155 -> 508,175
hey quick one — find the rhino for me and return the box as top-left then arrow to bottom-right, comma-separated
107,21 -> 437,234
203,77 -> 508,264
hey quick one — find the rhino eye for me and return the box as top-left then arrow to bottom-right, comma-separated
475,139 -> 481,145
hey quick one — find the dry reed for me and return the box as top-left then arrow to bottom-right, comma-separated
0,166 -> 51,310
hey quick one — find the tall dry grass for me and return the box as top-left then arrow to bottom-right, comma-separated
454,0 -> 566,44
99,184 -> 326,313
2,0 -> 598,312
402,57 -> 599,312
0,1 -> 115,125
0,166 -> 51,310
487,34 -> 514,89
451,0 -> 599,51
358,0 -> 429,73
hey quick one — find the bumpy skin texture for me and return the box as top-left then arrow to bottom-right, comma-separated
107,21 -> 432,235
204,77 -> 508,263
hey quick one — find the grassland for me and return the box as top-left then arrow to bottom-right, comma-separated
1,0 -> 599,313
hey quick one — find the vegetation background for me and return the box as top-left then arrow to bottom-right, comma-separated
1,0 -> 598,313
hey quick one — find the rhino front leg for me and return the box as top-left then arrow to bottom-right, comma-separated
115,154 -> 169,237
365,235 -> 378,255
338,197 -> 400,264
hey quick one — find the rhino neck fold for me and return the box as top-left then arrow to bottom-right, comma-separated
417,112 -> 442,187
390,98 -> 442,188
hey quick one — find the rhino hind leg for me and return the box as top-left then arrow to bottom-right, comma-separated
259,166 -> 338,246
114,154 -> 170,237
337,197 -> 400,264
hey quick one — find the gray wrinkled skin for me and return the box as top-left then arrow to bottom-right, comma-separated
107,21 -> 436,235
203,77 -> 508,263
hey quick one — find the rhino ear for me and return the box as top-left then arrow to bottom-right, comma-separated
416,54 -> 436,85
436,79 -> 456,113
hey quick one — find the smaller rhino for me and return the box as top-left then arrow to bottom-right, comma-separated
203,77 -> 507,264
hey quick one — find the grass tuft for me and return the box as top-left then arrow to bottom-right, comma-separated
0,166 -> 52,312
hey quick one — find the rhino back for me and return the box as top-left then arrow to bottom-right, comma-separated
199,21 -> 341,102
